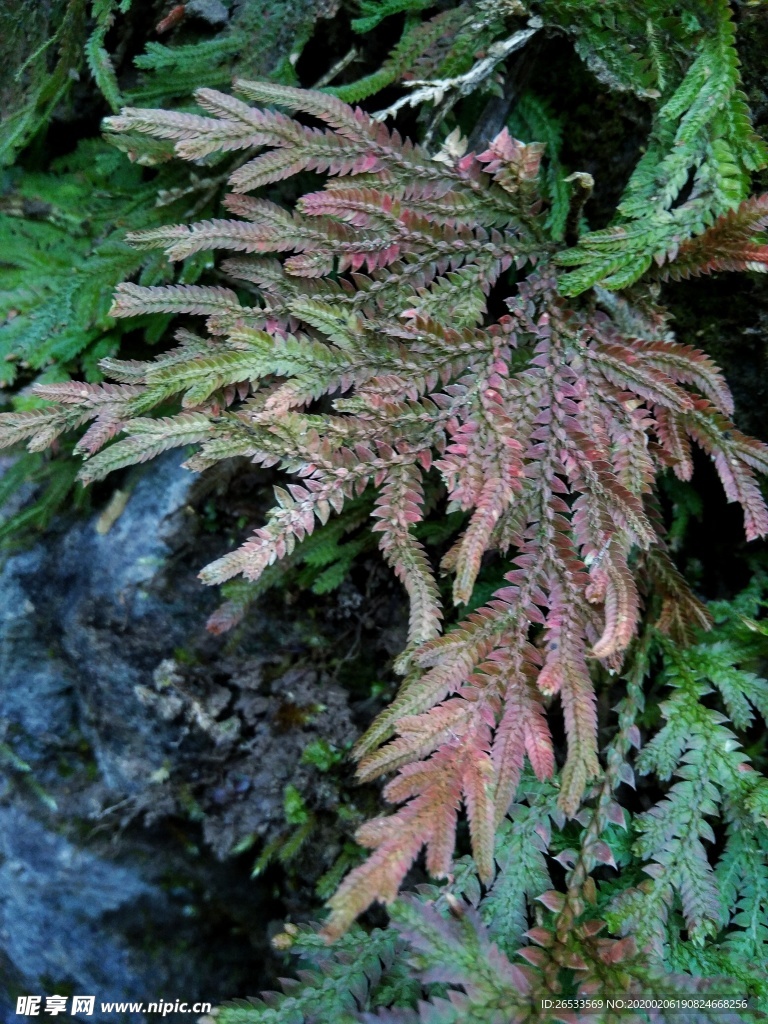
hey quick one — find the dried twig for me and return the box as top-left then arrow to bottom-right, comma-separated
372,17 -> 542,145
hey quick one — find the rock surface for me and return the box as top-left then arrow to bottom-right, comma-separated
0,456 -> 359,1021
0,459 -> 234,1020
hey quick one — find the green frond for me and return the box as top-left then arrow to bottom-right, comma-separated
480,802 -> 553,955
78,412 -> 212,484
216,922 -> 413,1024
110,283 -> 240,317
84,3 -> 123,113
351,0 -> 434,35
328,8 -> 468,106
553,0 -> 767,294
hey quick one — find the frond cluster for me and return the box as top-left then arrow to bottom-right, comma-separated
546,0 -> 768,292
0,0 -> 350,540
0,140 -> 206,389
217,649 -> 768,1022
605,588 -> 768,1005
3,79 -> 767,948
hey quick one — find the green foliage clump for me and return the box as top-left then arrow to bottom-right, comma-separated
216,586 -> 768,1023
0,140 -> 199,389
0,0 -> 328,540
547,0 -> 768,292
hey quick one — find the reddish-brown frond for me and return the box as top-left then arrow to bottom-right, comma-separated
557,650 -> 600,817
655,408 -> 694,480
372,462 -> 443,645
684,402 -> 768,540
637,341 -> 734,416
451,477 -> 510,605
658,193 -> 768,280
231,79 -> 377,140
590,343 -> 696,413
357,699 -> 475,781
590,548 -> 640,660
0,407 -> 89,452
32,381 -> 144,405
488,652 -> 554,824
324,717 -> 496,942
75,413 -> 126,455
645,546 -> 712,644
199,474 -> 355,584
